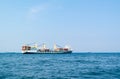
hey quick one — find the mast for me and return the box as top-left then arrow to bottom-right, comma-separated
53,44 -> 57,50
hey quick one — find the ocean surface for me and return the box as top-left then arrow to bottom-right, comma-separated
0,52 -> 120,79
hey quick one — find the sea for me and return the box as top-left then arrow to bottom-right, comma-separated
0,52 -> 120,79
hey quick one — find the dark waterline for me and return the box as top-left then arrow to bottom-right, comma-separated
0,52 -> 120,79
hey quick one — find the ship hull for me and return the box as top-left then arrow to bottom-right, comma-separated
23,51 -> 72,54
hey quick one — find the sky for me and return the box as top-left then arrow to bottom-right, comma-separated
0,0 -> 120,52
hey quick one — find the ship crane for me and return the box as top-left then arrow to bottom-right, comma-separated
22,43 -> 72,54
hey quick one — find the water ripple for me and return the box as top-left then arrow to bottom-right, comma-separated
0,53 -> 120,79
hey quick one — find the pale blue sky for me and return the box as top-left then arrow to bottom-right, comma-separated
0,0 -> 120,52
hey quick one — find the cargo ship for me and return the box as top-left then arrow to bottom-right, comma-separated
22,43 -> 72,54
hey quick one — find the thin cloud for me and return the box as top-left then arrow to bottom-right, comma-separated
27,2 -> 63,21
27,3 -> 49,20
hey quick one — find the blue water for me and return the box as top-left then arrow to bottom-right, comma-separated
0,53 -> 120,79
